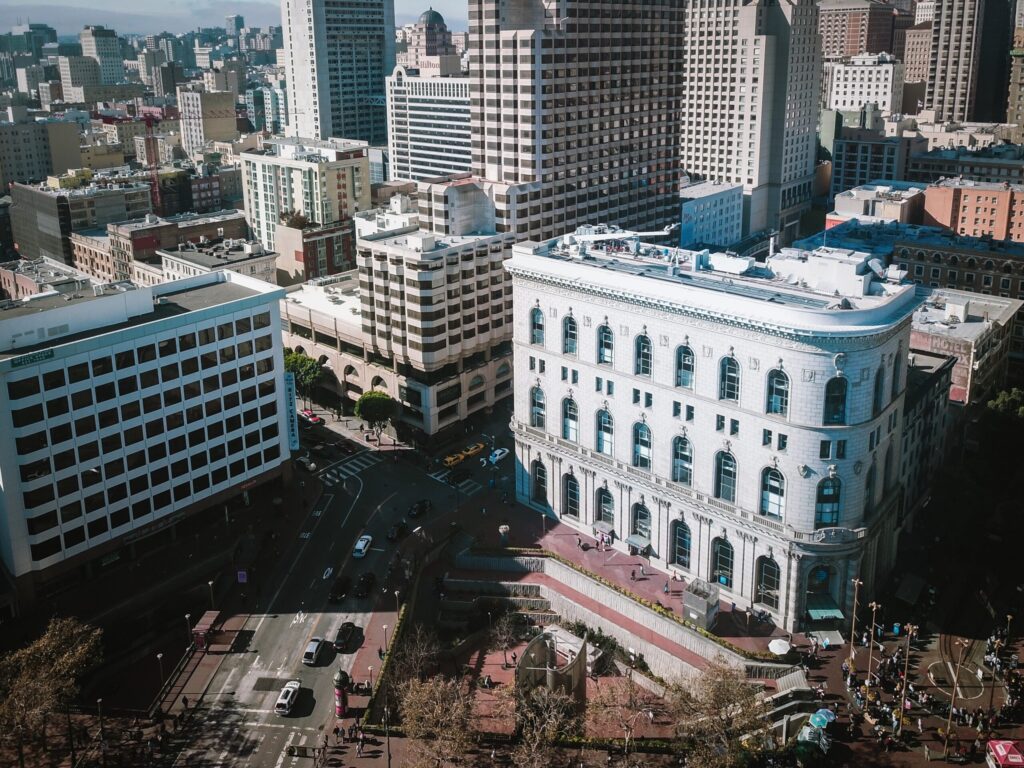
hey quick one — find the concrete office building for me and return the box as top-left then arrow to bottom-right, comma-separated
281,0 -> 395,144
829,132 -> 927,200
680,0 -> 820,241
281,199 -> 515,439
241,137 -> 370,283
916,0 -> 936,22
1009,30 -> 1024,135
922,178 -> 1024,239
0,270 -> 291,609
396,8 -> 457,70
904,22 -> 932,83
0,116 -> 81,189
507,231 -> 921,631
58,56 -> 100,95
0,257 -> 95,301
178,87 -> 238,158
386,66 -> 470,182
818,0 -> 897,58
9,180 -> 152,265
156,239 -> 278,285
905,144 -> 1024,184
80,26 -> 125,85
468,0 -> 684,241
823,53 -> 904,114
828,182 -> 926,226
678,180 -> 744,248
245,84 -> 289,134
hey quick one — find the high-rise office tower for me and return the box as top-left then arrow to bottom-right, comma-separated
397,8 -> 457,69
281,0 -> 396,144
927,0 -> 1012,121
467,0 -> 684,241
226,15 -> 245,36
817,0 -> 896,58
80,25 -> 125,85
680,0 -> 821,241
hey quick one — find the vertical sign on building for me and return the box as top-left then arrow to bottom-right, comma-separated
284,371 -> 300,451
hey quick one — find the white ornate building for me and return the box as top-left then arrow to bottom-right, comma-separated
507,232 -> 921,631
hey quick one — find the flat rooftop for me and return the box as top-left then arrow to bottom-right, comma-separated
159,239 -> 274,269
111,209 -> 245,233
912,289 -> 1022,342
931,178 -> 1024,192
281,273 -> 362,333
679,180 -> 742,200
0,273 -> 272,361
0,258 -> 92,284
795,220 -> 1024,257
366,228 -> 501,254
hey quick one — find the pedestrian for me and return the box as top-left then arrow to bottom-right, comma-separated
333,725 -> 340,743
924,743 -> 931,762
481,506 -> 486,516
663,580 -> 670,594
630,569 -> 636,582
639,563 -> 646,577
917,717 -> 923,734
511,651 -> 518,665
181,695 -> 189,711
576,536 -> 582,550
356,740 -> 363,757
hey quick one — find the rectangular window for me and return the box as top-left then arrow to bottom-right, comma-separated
717,415 -> 726,432
686,405 -> 694,422
729,419 -> 739,436
632,388 -> 640,404
529,356 -> 536,371
68,363 -> 90,383
561,366 -> 568,381
762,428 -> 772,446
158,338 -> 177,357
673,401 -> 681,417
819,440 -> 831,459
606,381 -> 614,396
571,369 -> 578,384
595,377 -> 603,391
538,360 -> 545,373
777,434 -> 788,451
644,392 -> 653,408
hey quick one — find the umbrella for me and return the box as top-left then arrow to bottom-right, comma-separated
816,708 -> 837,722
768,638 -> 792,656
808,713 -> 829,729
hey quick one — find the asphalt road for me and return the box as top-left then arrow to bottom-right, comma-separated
166,437 -> 506,768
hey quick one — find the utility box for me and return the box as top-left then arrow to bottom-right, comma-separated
682,578 -> 720,630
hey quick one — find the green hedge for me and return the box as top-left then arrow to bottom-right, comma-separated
470,546 -> 778,662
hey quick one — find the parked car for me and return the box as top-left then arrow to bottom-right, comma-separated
302,637 -> 324,666
442,452 -> 464,468
333,621 -> 358,652
488,447 -> 510,465
462,442 -> 485,458
295,455 -> 317,472
353,534 -> 373,558
354,573 -> 377,599
299,409 -> 325,426
275,680 -> 301,715
408,498 -> 433,518
387,520 -> 408,541
328,574 -> 351,602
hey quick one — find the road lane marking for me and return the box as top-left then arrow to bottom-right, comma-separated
273,731 -> 296,768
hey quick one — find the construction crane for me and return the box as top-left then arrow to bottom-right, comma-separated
142,114 -> 162,215
557,223 -> 679,259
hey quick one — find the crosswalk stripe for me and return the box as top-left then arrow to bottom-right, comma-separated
319,453 -> 383,486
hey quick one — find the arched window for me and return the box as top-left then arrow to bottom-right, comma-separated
863,464 -> 877,520
671,521 -> 691,569
529,387 -> 546,429
634,335 -> 652,376
872,366 -> 885,417
595,486 -> 614,525
531,459 -> 547,504
891,343 -> 902,399
632,422 -> 652,469
631,503 -> 651,539
563,315 -> 578,355
596,409 -> 614,455
530,307 -> 544,345
671,436 -> 693,485
823,376 -> 848,425
807,565 -> 832,594
815,477 -> 842,528
675,345 -> 695,388
711,537 -> 734,588
714,451 -> 737,503
883,443 -> 895,491
469,375 -> 485,390
597,324 -> 614,364
561,398 -> 579,441
755,557 -> 780,610
759,467 -> 785,518
765,369 -> 789,417
719,357 -> 740,401
496,361 -> 511,378
984,260 -> 995,271
563,474 -> 580,518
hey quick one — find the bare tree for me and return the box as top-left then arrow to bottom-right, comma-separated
398,675 -> 474,768
588,673 -> 662,757
490,612 -> 518,668
510,686 -> 579,768
665,657 -> 771,768
0,617 -> 103,768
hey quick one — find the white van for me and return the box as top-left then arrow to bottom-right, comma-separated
302,637 -> 324,666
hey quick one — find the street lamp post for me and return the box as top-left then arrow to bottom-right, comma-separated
849,578 -> 863,674
368,666 -> 374,692
541,510 -> 547,535
384,703 -> 392,768
866,602 -> 881,686
382,624 -> 389,653
97,698 -> 104,740
990,638 -> 1004,711
208,579 -> 216,610
157,652 -> 165,687
896,623 -> 918,736
944,638 -> 970,758
184,614 -> 191,648
1007,614 -> 1014,644
394,590 -> 400,617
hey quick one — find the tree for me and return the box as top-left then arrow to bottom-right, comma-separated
398,675 -> 474,768
987,388 -> 1024,420
355,390 -> 398,441
509,686 -> 578,768
490,612 -> 518,668
279,210 -> 311,229
0,618 -> 103,768
588,673 -> 662,758
665,658 -> 771,768
284,351 -> 323,408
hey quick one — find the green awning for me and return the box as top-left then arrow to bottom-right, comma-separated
624,534 -> 651,550
805,593 -> 844,621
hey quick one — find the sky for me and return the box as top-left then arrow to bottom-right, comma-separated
0,0 -> 467,37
